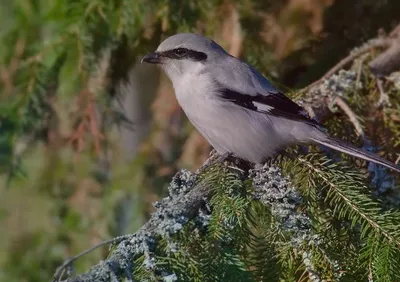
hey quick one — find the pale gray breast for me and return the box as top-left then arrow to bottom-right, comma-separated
173,72 -> 288,163
174,71 -> 221,133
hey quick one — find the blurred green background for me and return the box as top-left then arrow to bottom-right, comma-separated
0,0 -> 399,281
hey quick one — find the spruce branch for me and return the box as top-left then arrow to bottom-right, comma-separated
296,24 -> 400,125
250,164 -> 312,242
250,163 -> 344,281
54,168 -> 213,282
297,155 -> 400,247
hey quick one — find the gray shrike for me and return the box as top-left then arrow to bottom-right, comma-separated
142,33 -> 400,172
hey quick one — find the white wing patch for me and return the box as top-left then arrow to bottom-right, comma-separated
253,101 -> 273,112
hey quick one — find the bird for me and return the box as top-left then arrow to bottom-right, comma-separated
141,33 -> 400,172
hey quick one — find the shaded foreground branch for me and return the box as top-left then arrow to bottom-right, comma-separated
54,169 -> 213,281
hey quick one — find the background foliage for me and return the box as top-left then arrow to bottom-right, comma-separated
0,0 -> 400,281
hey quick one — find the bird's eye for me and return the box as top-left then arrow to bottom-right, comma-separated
174,48 -> 188,57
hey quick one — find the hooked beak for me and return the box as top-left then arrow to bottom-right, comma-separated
141,52 -> 162,64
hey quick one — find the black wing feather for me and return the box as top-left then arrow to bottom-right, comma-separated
219,88 -> 320,127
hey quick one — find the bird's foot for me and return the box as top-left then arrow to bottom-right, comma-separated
215,152 -> 252,172
209,149 -> 218,158
197,152 -> 236,174
215,152 -> 234,163
197,150 -> 221,174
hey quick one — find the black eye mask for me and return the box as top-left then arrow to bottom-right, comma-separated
161,48 -> 207,61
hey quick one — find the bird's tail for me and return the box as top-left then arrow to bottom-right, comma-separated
311,135 -> 400,172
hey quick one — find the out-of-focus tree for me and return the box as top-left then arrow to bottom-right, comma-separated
0,0 -> 400,281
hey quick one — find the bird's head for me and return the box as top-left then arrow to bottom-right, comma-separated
141,33 -> 228,82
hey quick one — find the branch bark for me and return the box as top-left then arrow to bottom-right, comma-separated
54,170 -> 213,282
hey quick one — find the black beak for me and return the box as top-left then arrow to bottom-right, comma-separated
141,52 -> 162,64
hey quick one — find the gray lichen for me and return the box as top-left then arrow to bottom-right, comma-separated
250,164 -> 311,242
323,70 -> 357,97
167,169 -> 196,197
152,169 -> 197,237
301,251 -> 321,282
305,70 -> 357,102
250,164 -> 342,281
193,203 -> 212,229
162,273 -> 178,282
62,169 -> 205,282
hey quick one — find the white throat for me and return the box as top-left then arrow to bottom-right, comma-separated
162,61 -> 206,88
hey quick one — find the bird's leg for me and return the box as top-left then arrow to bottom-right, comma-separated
215,152 -> 233,163
209,148 -> 218,158
197,150 -> 252,174
196,149 -> 221,173
196,151 -> 234,174
215,152 -> 255,173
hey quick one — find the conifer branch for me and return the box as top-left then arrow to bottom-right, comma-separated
297,156 -> 400,248
54,169 -> 213,282
301,37 -> 392,94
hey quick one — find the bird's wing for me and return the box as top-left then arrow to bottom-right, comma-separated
211,57 -> 320,127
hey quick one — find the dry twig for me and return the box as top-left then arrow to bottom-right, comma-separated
302,38 -> 392,93
333,96 -> 364,137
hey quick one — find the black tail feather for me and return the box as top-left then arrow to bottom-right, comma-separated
311,136 -> 400,172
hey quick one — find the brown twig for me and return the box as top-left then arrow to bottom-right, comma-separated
53,235 -> 133,282
375,78 -> 391,107
333,96 -> 364,137
301,38 -> 392,93
355,53 -> 369,89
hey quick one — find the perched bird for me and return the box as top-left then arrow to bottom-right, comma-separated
142,33 -> 400,172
